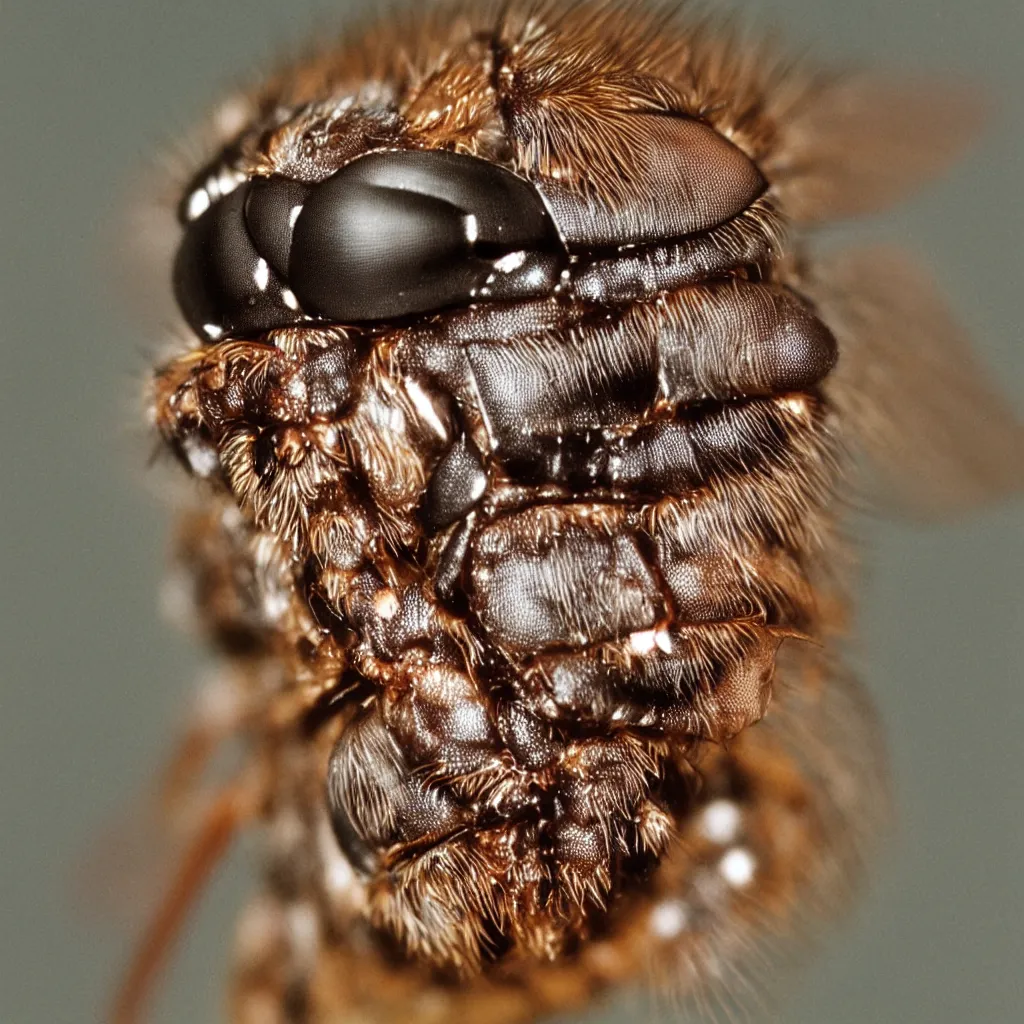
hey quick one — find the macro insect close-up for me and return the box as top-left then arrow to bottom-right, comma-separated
0,2 -> 1021,1024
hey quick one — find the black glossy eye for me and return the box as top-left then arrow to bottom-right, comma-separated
173,150 -> 567,341
173,182 -> 304,341
244,175 -> 312,280
288,149 -> 564,321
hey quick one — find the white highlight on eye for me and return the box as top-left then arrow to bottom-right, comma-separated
289,204 -> 304,228
281,287 -> 300,310
202,323 -> 224,340
699,799 -> 742,845
494,250 -> 526,273
404,377 -> 449,440
253,257 -> 270,291
464,213 -> 479,244
217,167 -> 246,198
185,188 -> 211,220
649,899 -> 690,939
719,847 -> 757,888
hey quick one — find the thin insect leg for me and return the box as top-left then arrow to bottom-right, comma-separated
157,670 -> 250,819
110,784 -> 251,1024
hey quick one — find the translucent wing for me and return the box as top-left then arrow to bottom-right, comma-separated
641,643 -> 889,1023
802,246 -> 1024,517
771,76 -> 985,223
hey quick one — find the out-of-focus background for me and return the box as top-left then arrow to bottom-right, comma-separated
1,1 -> 1021,1022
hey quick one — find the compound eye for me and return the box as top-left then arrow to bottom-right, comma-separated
289,149 -> 563,322
173,183 -> 304,341
535,114 -> 767,249
244,175 -> 312,280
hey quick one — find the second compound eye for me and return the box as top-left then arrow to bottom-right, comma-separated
174,182 -> 306,341
288,149 -> 565,321
532,114 -> 767,249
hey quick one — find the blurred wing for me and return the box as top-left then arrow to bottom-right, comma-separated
802,246 -> 1024,518
638,642 -> 889,1022
771,76 -> 985,223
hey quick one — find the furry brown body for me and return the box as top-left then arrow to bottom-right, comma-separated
121,2 -> 1021,1022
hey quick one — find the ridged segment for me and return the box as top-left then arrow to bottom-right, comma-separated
146,3 -> 870,1012
154,253 -> 837,971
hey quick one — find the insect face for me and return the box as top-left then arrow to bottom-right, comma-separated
119,3 -> 1022,1023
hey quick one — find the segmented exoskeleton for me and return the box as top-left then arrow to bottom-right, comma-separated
118,2 -> 1022,1022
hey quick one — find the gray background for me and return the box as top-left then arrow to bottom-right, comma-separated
1,1 -> 1021,1022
